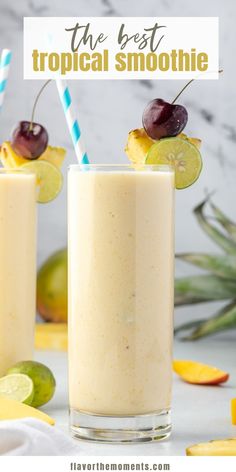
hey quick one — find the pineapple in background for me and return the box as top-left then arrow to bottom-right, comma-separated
175,198 -> 236,340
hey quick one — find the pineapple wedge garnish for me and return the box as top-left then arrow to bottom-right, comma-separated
39,145 -> 66,168
178,133 -> 202,150
125,128 -> 154,165
186,438 -> 236,456
125,128 -> 201,165
0,141 -> 66,169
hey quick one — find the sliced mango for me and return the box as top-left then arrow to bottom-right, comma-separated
125,128 -> 154,165
173,360 -> 229,385
186,439 -> 236,456
0,395 -> 55,425
231,398 -> 236,425
35,323 -> 68,351
0,141 -> 66,169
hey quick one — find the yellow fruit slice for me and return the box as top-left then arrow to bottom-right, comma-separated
173,360 -> 229,385
146,137 -> 203,189
21,160 -> 63,203
0,141 -> 66,169
35,323 -> 68,351
0,396 -> 55,425
186,439 -> 236,456
231,398 -> 236,425
0,141 -> 24,167
0,374 -> 34,405
178,133 -> 202,149
39,146 -> 66,169
125,128 -> 154,165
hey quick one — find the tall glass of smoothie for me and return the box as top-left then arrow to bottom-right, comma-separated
0,169 -> 37,376
68,164 -> 175,443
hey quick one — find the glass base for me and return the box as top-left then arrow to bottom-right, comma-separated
70,408 -> 171,443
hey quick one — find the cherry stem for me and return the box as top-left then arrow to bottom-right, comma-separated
29,79 -> 52,131
172,69 -> 223,105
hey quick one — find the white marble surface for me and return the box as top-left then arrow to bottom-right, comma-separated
36,332 -> 236,456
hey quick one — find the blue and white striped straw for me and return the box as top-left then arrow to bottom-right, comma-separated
56,80 -> 89,165
0,49 -> 12,111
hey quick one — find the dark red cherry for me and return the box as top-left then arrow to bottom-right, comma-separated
11,121 -> 48,159
142,99 -> 188,140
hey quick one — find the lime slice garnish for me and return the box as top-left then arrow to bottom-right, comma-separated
0,373 -> 34,405
146,137 -> 203,189
21,160 -> 63,203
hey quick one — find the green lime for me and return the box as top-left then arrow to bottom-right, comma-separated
21,160 -> 63,203
146,137 -> 203,189
0,373 -> 34,405
7,361 -> 56,408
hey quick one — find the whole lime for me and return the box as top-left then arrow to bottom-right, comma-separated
7,361 -> 56,407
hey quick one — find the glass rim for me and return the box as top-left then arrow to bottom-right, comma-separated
0,167 -> 35,175
69,163 -> 174,172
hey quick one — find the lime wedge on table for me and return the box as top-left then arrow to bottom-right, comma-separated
0,373 -> 34,405
21,160 -> 63,203
146,137 -> 202,189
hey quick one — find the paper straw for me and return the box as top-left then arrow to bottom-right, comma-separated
0,49 -> 12,111
56,80 -> 89,164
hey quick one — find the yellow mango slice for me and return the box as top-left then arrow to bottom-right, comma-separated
173,359 -> 229,385
35,323 -> 68,351
0,395 -> 55,425
186,439 -> 236,456
231,398 -> 236,425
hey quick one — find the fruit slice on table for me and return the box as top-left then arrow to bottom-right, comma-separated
7,360 -> 56,408
173,360 -> 229,385
0,396 -> 55,425
186,439 -> 236,456
21,160 -> 63,203
146,137 -> 202,189
125,128 -> 154,165
231,398 -> 236,425
0,141 -> 66,169
35,323 -> 68,351
0,373 -> 34,405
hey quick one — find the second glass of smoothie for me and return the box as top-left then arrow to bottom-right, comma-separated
68,164 -> 175,442
0,169 -> 37,376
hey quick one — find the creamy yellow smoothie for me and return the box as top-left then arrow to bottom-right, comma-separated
68,165 -> 174,418
0,170 -> 36,376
